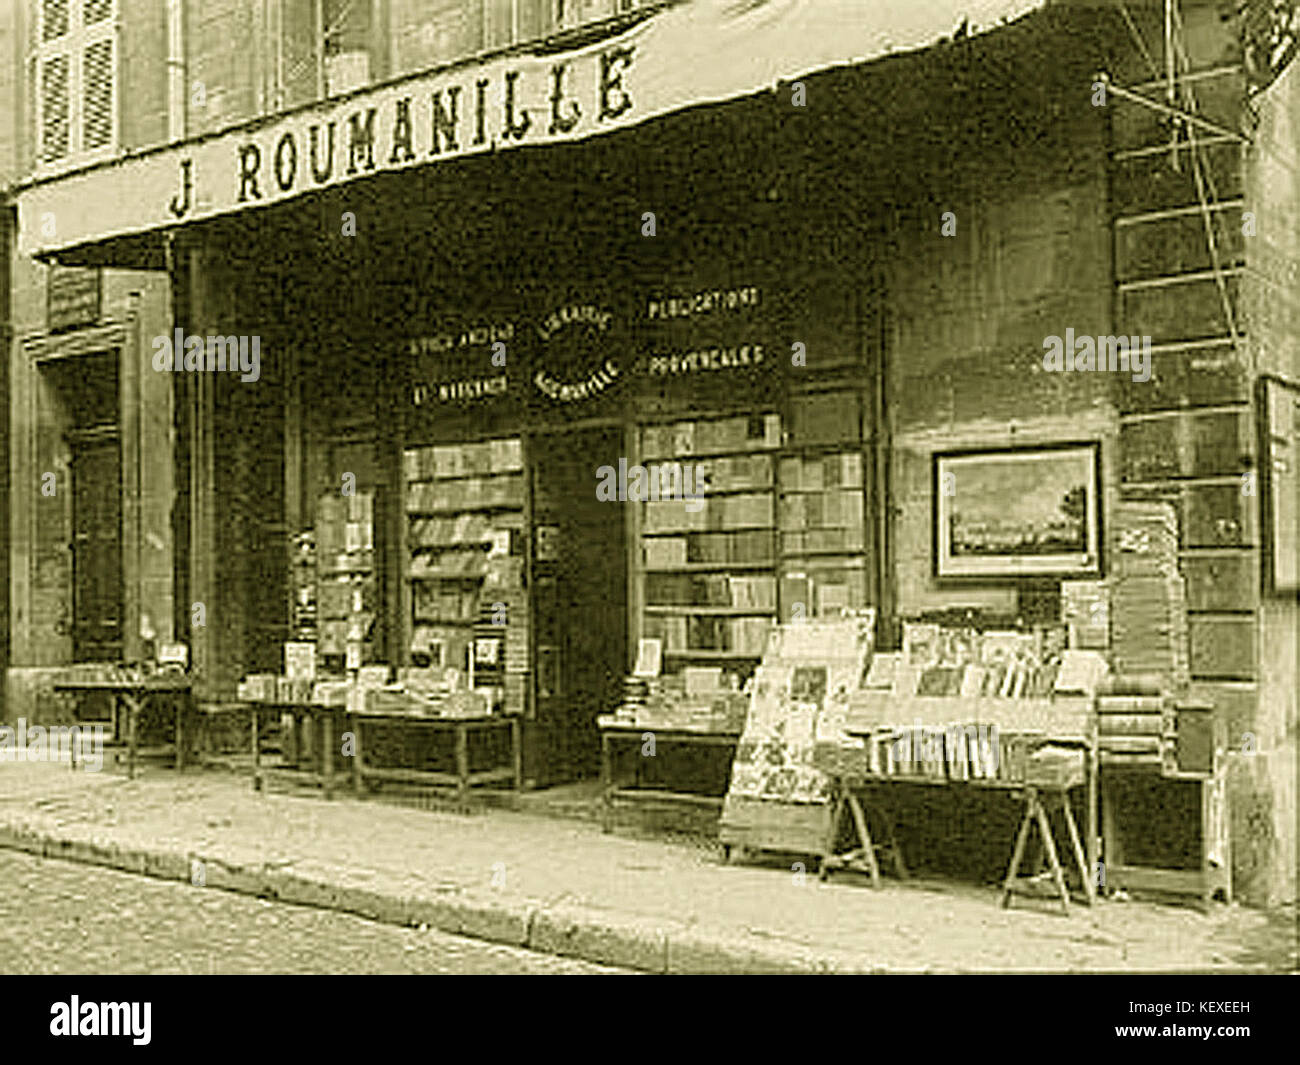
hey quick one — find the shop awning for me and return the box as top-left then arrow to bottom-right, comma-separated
15,0 -> 1044,260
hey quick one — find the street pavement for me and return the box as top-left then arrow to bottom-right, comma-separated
0,849 -> 629,974
0,761 -> 1291,973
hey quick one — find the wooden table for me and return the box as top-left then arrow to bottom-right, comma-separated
598,718 -> 742,834
53,674 -> 194,779
351,713 -> 521,810
832,726 -> 1099,906
249,701 -> 353,800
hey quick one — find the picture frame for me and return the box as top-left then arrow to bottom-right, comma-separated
933,443 -> 1102,579
1259,375 -> 1300,594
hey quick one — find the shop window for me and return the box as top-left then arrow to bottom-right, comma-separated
555,0 -> 642,33
279,0 -> 376,105
402,438 -> 529,717
34,0 -> 116,167
322,0 -> 374,94
639,413 -> 782,685
384,1 -> 647,81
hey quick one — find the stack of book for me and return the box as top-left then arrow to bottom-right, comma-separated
290,530 -> 317,641
1109,501 -> 1190,689
693,454 -> 773,492
611,674 -> 749,732
403,441 -> 523,480
641,414 -> 781,459
1096,677 -> 1170,766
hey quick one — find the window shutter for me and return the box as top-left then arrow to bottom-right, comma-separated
40,54 -> 70,161
82,36 -> 114,150
83,0 -> 113,24
42,0 -> 70,41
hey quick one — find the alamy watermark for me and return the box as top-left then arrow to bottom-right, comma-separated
152,330 -> 261,382
596,459 -> 707,512
1043,330 -> 1151,383
0,719 -> 105,771
50,997 -> 151,1045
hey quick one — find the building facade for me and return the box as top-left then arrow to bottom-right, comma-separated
4,1 -> 1297,905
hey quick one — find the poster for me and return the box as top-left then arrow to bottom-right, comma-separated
724,616 -> 874,806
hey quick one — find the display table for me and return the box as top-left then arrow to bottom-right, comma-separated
249,700 -> 352,800
597,716 -> 742,834
53,674 -> 194,779
351,713 -> 521,810
832,695 -> 1099,906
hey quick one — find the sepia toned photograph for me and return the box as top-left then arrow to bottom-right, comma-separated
0,0 -> 1296,1019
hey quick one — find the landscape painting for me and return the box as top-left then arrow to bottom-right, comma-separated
934,444 -> 1101,578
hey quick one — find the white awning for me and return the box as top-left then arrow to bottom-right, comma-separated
15,0 -> 1044,258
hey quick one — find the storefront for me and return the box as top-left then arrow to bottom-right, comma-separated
11,0 -> 1298,905
244,79 -> 883,786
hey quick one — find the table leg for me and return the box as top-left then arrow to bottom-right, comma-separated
1033,793 -> 1070,914
600,734 -> 614,833
1001,797 -> 1035,909
322,712 -> 335,801
352,715 -> 364,795
846,791 -> 882,887
511,718 -> 523,791
819,785 -> 843,880
175,696 -> 185,773
1086,749 -> 1098,896
455,722 -> 470,812
252,706 -> 262,792
876,796 -> 909,879
125,692 -> 141,781
1062,792 -> 1093,906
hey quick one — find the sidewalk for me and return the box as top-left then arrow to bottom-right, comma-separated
0,761 -> 1290,973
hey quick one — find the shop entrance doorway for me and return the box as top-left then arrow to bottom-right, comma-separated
528,424 -> 627,786
68,427 -> 123,663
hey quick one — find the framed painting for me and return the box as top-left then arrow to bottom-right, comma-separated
934,443 -> 1102,579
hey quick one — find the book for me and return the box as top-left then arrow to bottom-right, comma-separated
863,652 -> 900,691
903,622 -> 940,669
1054,650 -> 1109,696
959,665 -> 985,698
633,639 -> 663,678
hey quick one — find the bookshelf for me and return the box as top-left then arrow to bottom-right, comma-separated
315,489 -> 378,668
777,447 -> 870,623
402,438 -> 528,715
638,413 -> 782,678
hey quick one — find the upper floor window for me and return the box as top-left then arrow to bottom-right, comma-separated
384,0 -> 648,87
35,0 -> 118,166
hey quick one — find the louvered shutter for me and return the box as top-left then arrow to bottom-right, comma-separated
82,36 -> 114,150
37,0 -> 116,164
42,0 -> 69,40
40,53 -> 70,162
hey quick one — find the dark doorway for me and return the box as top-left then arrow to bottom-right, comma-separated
68,427 -> 123,662
528,425 -> 627,785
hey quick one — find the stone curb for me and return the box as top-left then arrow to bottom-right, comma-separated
0,820 -> 871,974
